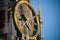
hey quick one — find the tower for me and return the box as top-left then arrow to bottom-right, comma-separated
0,0 -> 16,40
0,0 -> 42,40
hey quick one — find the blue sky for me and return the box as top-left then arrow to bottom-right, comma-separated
30,0 -> 60,40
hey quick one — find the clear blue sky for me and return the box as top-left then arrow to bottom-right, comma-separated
30,0 -> 60,40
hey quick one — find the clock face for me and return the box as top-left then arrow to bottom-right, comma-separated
16,4 -> 37,36
13,1 -> 40,38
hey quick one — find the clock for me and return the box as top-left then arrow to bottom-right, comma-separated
13,1 -> 40,39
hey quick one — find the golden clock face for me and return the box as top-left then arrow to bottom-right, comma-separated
16,4 -> 38,36
13,1 -> 40,39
